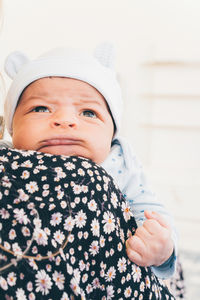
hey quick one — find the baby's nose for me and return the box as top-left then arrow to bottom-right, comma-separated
51,111 -> 78,128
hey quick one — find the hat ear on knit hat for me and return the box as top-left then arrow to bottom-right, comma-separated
4,51 -> 30,79
94,42 -> 115,69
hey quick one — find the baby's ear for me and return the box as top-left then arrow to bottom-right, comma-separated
4,51 -> 30,79
94,42 -> 115,70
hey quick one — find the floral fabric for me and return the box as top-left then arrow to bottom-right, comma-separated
0,148 -> 175,299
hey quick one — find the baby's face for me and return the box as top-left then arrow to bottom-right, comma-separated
12,77 -> 114,164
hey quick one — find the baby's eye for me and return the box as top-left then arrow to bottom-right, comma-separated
32,106 -> 50,113
81,110 -> 97,118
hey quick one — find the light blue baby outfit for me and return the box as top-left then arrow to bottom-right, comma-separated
102,136 -> 177,279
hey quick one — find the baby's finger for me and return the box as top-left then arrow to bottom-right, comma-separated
144,210 -> 169,229
126,247 -> 144,266
126,236 -> 147,265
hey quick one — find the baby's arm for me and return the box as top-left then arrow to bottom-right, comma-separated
126,210 -> 174,270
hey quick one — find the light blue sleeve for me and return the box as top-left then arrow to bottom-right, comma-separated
102,137 -> 178,279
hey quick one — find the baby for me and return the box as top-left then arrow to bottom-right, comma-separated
3,44 -> 177,279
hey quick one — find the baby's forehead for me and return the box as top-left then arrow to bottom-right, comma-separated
19,76 -> 109,108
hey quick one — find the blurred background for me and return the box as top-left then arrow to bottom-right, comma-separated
0,0 -> 200,298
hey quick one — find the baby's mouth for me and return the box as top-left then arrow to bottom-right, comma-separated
37,138 -> 82,150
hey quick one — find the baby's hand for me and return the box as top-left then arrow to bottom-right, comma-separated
126,211 -> 174,267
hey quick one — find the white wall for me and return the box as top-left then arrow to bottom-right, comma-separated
0,0 -> 200,298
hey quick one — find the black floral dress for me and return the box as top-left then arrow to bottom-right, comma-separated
0,148 -> 175,299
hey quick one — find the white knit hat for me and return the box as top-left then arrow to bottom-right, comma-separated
4,43 -> 123,136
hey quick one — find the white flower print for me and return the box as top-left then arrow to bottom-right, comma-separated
50,212 -> 62,226
82,273 -> 88,283
140,281 -> 145,292
32,246 -> 38,254
103,183 -> 108,191
27,281 -> 33,291
2,176 -> 12,188
0,276 -> 8,290
70,277 -> 81,296
26,181 -> 39,194
121,201 -> 133,222
42,190 -> 49,197
35,270 -> 52,295
9,229 -> 16,240
126,273 -> 131,281
82,197 -> 87,204
14,208 -> 29,225
61,292 -> 70,300
83,231 -> 88,239
117,257 -> 127,273
79,260 -> 85,271
78,231 -> 83,239
49,204 -> 56,211
16,288 -> 27,300
54,167 -> 66,179
81,161 -> 91,168
102,211 -> 115,234
52,239 -> 57,248
105,266 -> 116,282
68,234 -> 74,243
132,265 -> 142,282
75,210 -> 87,228
82,185 -> 88,193
92,277 -> 100,288
46,264 -> 52,272
134,290 -> 138,297
106,285 -> 115,299
118,242 -> 123,251
0,155 -> 8,162
73,268 -> 81,283
11,161 -> 19,169
96,183 -> 101,191
33,217 -> 41,229
53,230 -> 65,244
17,189 -> 29,202
111,192 -> 118,208
28,292 -> 35,300
64,162 -> 75,170
119,228 -> 125,243
86,283 -> 93,294
73,184 -> 82,195
100,235 -> 105,247
4,242 -> 11,250
64,216 -> 75,231
57,190 -> 64,200
12,243 -> 23,256
55,256 -> 61,265
34,229 -> 48,246
87,169 -> 93,176
7,272 -> 17,286
60,200 -> 67,209
124,286 -> 132,298
89,241 -> 99,256
91,218 -> 100,237
21,170 -> 30,179
53,271 -> 65,290
78,168 -> 85,176
21,160 -> 33,168
0,208 -> 10,219
88,199 -> 97,211
145,275 -> 151,288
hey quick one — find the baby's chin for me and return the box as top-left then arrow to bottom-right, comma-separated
38,145 -> 82,156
